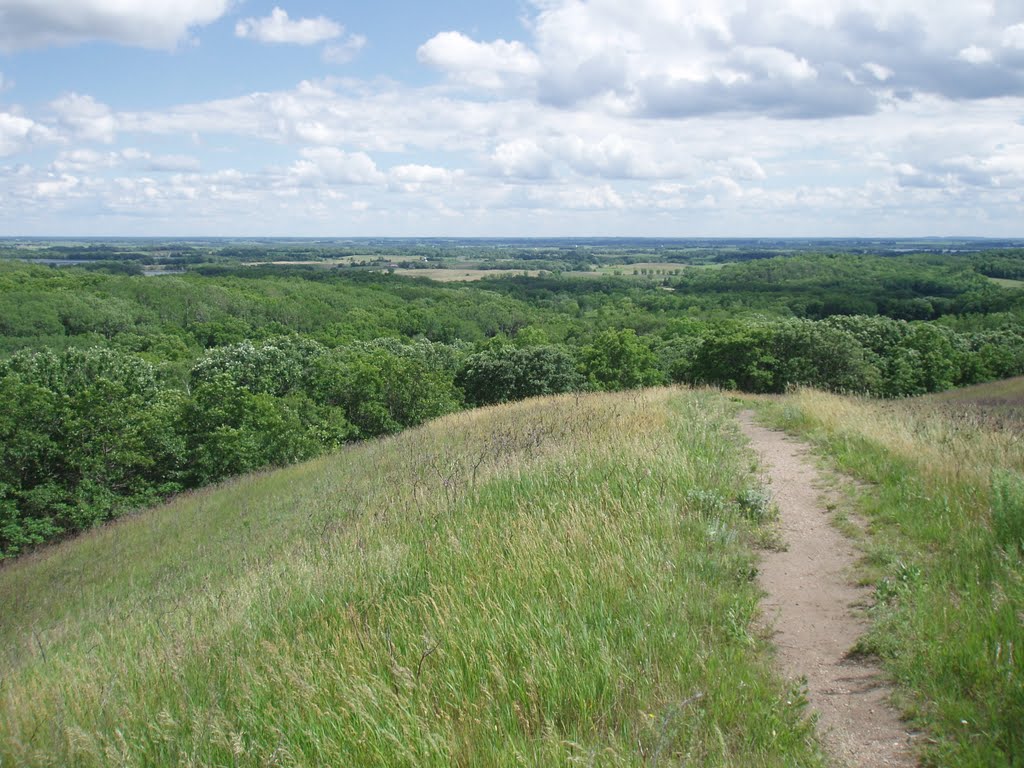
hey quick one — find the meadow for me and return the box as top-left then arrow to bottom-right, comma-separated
0,389 -> 826,767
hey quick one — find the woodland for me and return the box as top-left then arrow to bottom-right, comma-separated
1,238 -> 1022,557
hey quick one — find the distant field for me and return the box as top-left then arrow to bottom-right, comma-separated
387,267 -> 543,281
986,276 -> 1024,288
598,262 -> 689,274
243,255 -> 427,267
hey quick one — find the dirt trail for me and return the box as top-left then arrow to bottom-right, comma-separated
737,411 -> 916,767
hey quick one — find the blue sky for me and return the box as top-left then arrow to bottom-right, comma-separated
1,0 -> 1022,236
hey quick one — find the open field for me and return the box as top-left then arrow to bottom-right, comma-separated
0,389 -> 826,767
986,276 -> 1024,289
597,262 -> 691,275
386,267 -> 544,281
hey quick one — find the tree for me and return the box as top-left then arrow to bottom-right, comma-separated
457,345 -> 582,406
580,329 -> 664,391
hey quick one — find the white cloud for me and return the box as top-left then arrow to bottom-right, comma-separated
289,147 -> 384,184
490,139 -> 553,179
863,62 -> 893,82
121,148 -> 201,171
389,164 -> 459,192
726,156 -> 767,181
957,45 -> 993,64
525,183 -> 625,211
50,93 -> 118,143
0,111 -> 49,155
51,148 -> 120,172
735,46 -> 817,81
0,0 -> 230,51
235,7 -> 343,46
1002,24 -> 1024,49
34,173 -> 81,198
556,134 -> 692,179
3,1 -> 1024,236
418,31 -> 541,88
414,0 -> 1024,117
323,34 -> 367,63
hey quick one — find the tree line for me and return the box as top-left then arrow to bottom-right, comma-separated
3,312 -> 1023,558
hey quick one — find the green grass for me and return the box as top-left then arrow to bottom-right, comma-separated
758,389 -> 1024,767
0,389 -> 825,767
986,276 -> 1024,289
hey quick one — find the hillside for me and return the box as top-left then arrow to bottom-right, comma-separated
3,383 -> 1022,766
0,389 -> 825,767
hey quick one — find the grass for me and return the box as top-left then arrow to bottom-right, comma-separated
985,276 -> 1024,289
758,388 -> 1024,767
0,389 -> 826,767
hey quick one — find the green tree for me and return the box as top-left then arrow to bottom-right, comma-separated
580,329 -> 664,390
457,345 -> 582,406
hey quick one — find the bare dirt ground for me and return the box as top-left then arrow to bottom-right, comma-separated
737,411 -> 917,767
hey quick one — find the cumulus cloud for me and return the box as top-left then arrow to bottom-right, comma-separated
422,0 -> 1024,118
235,7 -> 345,45
3,1 -> 1024,236
957,45 -> 993,64
0,111 -> 48,155
490,139 -> 553,179
50,93 -> 118,143
0,0 -> 230,51
418,31 -> 541,89
389,164 -> 459,192
289,147 -> 384,185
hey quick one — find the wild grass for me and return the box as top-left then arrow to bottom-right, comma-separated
0,389 -> 825,767
760,388 -> 1024,767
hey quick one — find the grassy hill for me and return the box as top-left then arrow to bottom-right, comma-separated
3,383 -> 1022,766
0,390 -> 825,767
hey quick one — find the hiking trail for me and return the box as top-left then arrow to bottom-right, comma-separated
737,410 -> 916,767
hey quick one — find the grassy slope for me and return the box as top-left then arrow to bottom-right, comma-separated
0,390 -> 824,767
760,388 -> 1024,767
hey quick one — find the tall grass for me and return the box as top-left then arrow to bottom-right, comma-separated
0,389 -> 825,767
763,389 -> 1024,767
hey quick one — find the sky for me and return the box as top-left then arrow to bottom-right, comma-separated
0,0 -> 1022,237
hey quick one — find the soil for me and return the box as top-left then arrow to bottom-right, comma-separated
737,411 -> 917,767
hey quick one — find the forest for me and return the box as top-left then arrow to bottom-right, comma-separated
2,239 -> 1023,557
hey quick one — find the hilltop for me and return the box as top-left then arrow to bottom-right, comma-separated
0,389 -> 826,766
3,383 -> 1022,766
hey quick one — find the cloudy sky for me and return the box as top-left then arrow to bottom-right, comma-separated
0,0 -> 1022,237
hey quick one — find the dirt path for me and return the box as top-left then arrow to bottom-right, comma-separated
737,411 -> 916,767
